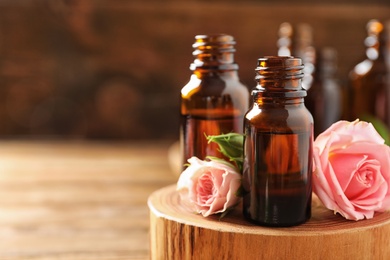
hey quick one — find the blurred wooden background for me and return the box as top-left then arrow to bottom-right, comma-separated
0,0 -> 389,140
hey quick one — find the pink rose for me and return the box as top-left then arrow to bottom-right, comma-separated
177,157 -> 241,217
313,119 -> 390,220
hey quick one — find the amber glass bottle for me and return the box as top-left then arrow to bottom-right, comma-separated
306,48 -> 342,137
242,56 -> 313,227
349,20 -> 390,128
180,34 -> 249,168
277,22 -> 316,91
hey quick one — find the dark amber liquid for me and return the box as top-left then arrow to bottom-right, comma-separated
243,132 -> 312,226
350,61 -> 390,128
180,112 -> 243,166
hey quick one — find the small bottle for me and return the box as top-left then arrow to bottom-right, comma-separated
242,56 -> 313,227
349,19 -> 390,128
180,34 -> 249,168
305,48 -> 342,137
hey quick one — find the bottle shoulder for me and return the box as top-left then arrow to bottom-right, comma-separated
245,103 -> 313,130
181,73 -> 250,116
350,58 -> 387,79
181,73 -> 249,99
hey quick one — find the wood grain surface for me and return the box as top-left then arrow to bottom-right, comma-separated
0,141 -> 177,260
149,185 -> 390,260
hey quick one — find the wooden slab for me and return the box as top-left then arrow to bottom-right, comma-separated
148,185 -> 390,260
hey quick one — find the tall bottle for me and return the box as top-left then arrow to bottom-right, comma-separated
277,22 -> 316,91
306,48 -> 342,137
180,34 -> 249,168
277,22 -> 341,137
349,19 -> 390,128
242,56 -> 313,227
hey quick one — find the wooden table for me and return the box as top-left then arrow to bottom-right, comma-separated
0,141 -> 177,259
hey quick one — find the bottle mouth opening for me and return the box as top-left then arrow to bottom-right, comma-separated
191,34 -> 237,70
193,34 -> 236,47
192,34 -> 236,55
254,56 -> 306,96
255,56 -> 304,80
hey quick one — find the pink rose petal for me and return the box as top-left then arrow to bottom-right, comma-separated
177,156 -> 241,217
313,120 -> 390,220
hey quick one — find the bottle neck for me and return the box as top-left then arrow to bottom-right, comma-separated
314,47 -> 338,80
253,56 -> 307,99
190,34 -> 239,72
365,20 -> 389,61
193,69 -> 239,79
252,93 -> 304,108
277,23 -> 313,57
277,23 -> 316,90
365,35 -> 387,61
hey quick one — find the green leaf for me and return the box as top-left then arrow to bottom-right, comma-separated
219,206 -> 234,220
206,133 -> 244,172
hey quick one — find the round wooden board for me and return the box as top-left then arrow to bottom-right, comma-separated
148,185 -> 390,260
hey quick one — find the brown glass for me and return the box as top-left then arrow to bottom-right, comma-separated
243,56 -> 313,227
305,48 -> 342,137
277,23 -> 316,91
349,20 -> 390,128
277,23 -> 342,137
180,34 -> 249,168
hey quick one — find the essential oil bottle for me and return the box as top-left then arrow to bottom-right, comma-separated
242,56 -> 313,227
180,34 -> 249,168
349,19 -> 390,128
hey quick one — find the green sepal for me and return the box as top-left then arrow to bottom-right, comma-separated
206,133 -> 244,172
205,156 -> 237,169
219,207 -> 233,220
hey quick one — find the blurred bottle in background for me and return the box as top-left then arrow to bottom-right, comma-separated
349,20 -> 390,134
306,48 -> 342,137
277,22 -> 316,91
277,22 -> 341,137
180,34 -> 249,169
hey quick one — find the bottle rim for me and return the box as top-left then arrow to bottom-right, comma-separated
254,56 -> 306,97
255,56 -> 304,80
190,34 -> 238,71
